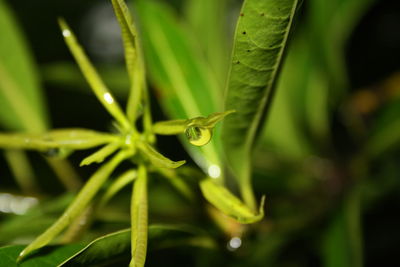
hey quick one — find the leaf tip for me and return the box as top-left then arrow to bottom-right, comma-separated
79,159 -> 89,167
17,247 -> 28,263
57,17 -> 73,39
173,160 -> 186,168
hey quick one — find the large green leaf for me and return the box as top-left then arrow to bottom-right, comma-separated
221,0 -> 302,209
59,225 -> 215,266
59,229 -> 131,266
134,0 -> 223,172
0,244 -> 85,267
0,0 -> 47,132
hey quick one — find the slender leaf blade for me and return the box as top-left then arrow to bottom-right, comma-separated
322,189 -> 363,267
58,18 -> 131,131
134,0 -> 223,171
200,178 -> 265,224
0,0 -> 48,132
110,0 -> 145,123
221,0 -> 302,209
184,0 -> 231,86
0,129 -> 119,151
130,164 -> 148,267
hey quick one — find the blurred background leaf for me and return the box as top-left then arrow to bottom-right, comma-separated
134,0 -> 223,172
1,0 -> 400,266
0,0 -> 48,133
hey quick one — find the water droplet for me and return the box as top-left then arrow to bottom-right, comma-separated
227,237 -> 242,251
208,164 -> 221,178
103,92 -> 114,104
185,125 -> 212,146
62,29 -> 71,37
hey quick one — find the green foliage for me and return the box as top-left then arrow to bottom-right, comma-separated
222,0 -> 302,209
0,0 -> 48,132
135,0 -> 223,170
0,244 -> 86,267
0,0 -> 396,266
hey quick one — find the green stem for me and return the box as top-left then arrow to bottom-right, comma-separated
3,150 -> 39,194
45,157 -> 82,191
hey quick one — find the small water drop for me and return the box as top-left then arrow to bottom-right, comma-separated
103,92 -> 114,104
62,29 -> 71,37
227,237 -> 242,251
185,125 -> 212,146
208,164 -> 221,178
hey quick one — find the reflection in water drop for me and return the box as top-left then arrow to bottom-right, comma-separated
227,237 -> 242,251
185,125 -> 212,146
208,164 -> 221,178
62,29 -> 71,37
103,92 -> 114,104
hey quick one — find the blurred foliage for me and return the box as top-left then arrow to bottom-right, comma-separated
1,0 -> 400,266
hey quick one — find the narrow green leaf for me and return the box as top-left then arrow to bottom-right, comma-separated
200,178 -> 265,224
0,244 -> 85,267
0,129 -> 119,152
152,119 -> 188,135
0,0 -> 48,132
137,141 -> 185,168
110,0 -> 138,81
18,150 -> 131,262
58,18 -> 131,132
110,0 -> 145,123
3,149 -> 38,194
221,0 -> 302,209
98,169 -> 137,208
184,0 -> 231,87
130,164 -> 148,267
80,142 -> 120,166
135,0 -> 222,171
322,188 -> 363,267
153,110 -> 234,135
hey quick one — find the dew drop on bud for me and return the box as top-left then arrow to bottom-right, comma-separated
185,125 -> 212,146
